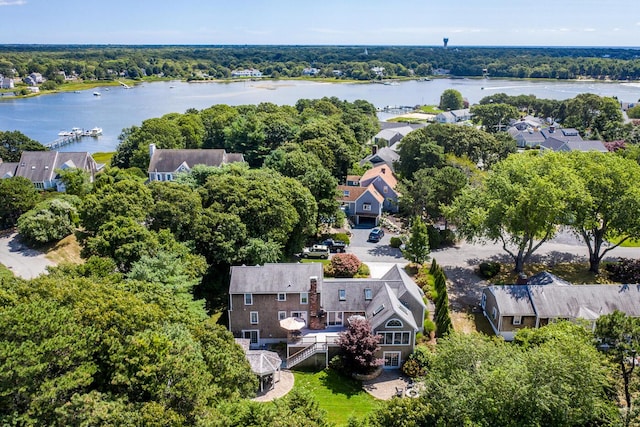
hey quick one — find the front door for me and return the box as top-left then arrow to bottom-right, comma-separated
242,330 -> 260,349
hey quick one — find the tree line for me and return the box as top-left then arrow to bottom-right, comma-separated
3,45 -> 640,86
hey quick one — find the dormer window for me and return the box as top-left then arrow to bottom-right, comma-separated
373,304 -> 384,316
339,289 -> 346,301
385,319 -> 403,328
343,190 -> 350,197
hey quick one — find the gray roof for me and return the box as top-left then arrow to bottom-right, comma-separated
526,271 -> 571,287
381,264 -> 425,308
539,137 -> 567,151
13,151 -> 96,183
148,148 -> 244,173
540,127 -> 583,142
529,284 -> 640,319
366,283 -> 419,331
486,285 -> 536,316
0,162 -> 18,178
245,350 -> 281,376
562,140 -> 608,152
229,263 -> 324,294
360,147 -> 399,169
15,151 -> 58,182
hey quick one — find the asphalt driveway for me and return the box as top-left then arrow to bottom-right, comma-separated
0,233 -> 53,279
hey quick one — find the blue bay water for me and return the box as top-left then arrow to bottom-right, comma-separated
1,79 -> 639,153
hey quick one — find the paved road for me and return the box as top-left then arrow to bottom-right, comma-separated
0,233 -> 54,279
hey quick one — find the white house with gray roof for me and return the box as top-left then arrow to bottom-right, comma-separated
481,272 -> 640,340
228,263 -> 426,369
147,144 -> 244,181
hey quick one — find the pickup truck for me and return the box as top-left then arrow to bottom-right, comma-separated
301,244 -> 330,259
321,239 -> 348,253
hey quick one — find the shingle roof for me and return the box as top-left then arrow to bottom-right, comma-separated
360,164 -> 398,188
229,263 -> 323,294
337,184 -> 384,204
148,148 -> 244,173
0,162 -> 18,178
366,283 -> 418,331
245,350 -> 281,375
486,285 -> 536,316
14,151 -> 96,183
360,147 -> 400,170
529,284 -> 640,319
563,140 -> 608,152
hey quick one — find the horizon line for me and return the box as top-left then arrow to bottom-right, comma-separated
1,43 -> 640,49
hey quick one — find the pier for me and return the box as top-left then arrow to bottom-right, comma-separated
45,133 -> 82,149
377,105 -> 417,114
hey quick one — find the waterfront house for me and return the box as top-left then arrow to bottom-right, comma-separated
228,263 -> 426,369
231,68 -> 263,78
481,272 -> 640,341
4,151 -> 99,191
0,77 -> 14,89
435,108 -> 472,124
147,144 -> 244,182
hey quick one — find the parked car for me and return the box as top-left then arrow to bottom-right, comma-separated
321,239 -> 348,253
368,227 -> 385,242
301,244 -> 330,259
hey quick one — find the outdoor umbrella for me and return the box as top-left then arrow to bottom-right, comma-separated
279,316 -> 306,331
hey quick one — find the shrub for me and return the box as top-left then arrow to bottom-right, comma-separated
479,261 -> 501,279
389,236 -> 403,248
330,253 -> 361,278
17,196 -> 80,244
355,262 -> 370,278
402,346 -> 431,378
332,232 -> 351,245
605,258 -> 640,283
424,319 -> 436,335
439,229 -> 456,246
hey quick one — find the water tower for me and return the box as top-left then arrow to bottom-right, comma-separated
443,38 -> 449,49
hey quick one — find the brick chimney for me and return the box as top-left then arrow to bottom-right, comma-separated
381,167 -> 386,174
149,143 -> 156,159
308,276 -> 324,330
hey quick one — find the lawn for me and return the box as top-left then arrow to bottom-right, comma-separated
92,151 -> 115,164
293,369 -> 379,426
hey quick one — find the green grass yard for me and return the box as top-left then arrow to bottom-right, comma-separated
293,369 -> 379,426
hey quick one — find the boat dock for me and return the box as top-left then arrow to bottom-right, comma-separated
45,127 -> 102,149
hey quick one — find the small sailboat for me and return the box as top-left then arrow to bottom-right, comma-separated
93,91 -> 101,96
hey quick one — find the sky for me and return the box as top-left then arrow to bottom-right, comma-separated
1,0 -> 639,47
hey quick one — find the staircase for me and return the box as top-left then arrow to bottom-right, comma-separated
286,342 -> 327,369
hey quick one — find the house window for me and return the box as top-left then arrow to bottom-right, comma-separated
327,312 -> 343,326
364,288 -> 372,300
385,319 -> 403,328
300,292 -> 308,304
343,190 -> 350,197
513,316 -> 522,326
291,311 -> 307,322
380,332 -> 410,345
277,293 -> 286,302
373,304 -> 385,316
166,174 -> 172,181
278,311 -> 287,320
363,203 -> 372,211
244,293 -> 253,305
481,293 -> 487,310
339,289 -> 346,301
383,351 -> 401,368
250,312 -> 259,324
492,307 -> 497,320
383,185 -> 389,194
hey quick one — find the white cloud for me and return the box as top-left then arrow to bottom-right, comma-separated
0,0 -> 26,5
583,28 -> 596,32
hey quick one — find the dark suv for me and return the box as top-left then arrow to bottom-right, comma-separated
368,227 -> 385,242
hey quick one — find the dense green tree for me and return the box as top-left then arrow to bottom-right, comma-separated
0,130 -> 46,162
0,176 -> 40,228
564,93 -> 624,139
439,89 -> 464,111
565,152 -> 640,273
56,167 -> 92,196
395,133 -> 445,179
446,152 -> 582,272
17,196 -> 80,244
147,181 -> 202,241
470,102 -> 520,133
595,310 -> 640,426
81,178 -> 153,234
400,165 -> 468,220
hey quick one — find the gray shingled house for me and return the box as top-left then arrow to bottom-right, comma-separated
147,143 -> 244,181
482,272 -> 640,340
2,151 -> 98,191
228,263 -> 426,370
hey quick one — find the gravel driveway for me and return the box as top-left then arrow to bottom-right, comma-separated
0,233 -> 54,279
